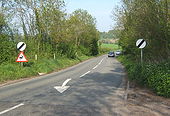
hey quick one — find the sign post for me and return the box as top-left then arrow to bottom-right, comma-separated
136,39 -> 146,64
16,42 -> 28,63
35,54 -> 38,60
141,48 -> 143,64
54,53 -> 56,60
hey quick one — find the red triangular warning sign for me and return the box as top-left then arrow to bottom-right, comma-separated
16,52 -> 28,62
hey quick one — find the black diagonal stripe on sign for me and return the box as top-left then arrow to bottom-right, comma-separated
18,43 -> 25,50
137,39 -> 145,48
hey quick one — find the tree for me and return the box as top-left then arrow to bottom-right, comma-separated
0,0 -> 99,64
67,9 -> 99,56
113,0 -> 170,62
0,12 -> 15,64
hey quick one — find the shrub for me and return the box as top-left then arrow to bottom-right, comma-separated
118,56 -> 170,97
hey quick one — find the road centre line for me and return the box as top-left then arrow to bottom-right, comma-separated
0,103 -> 24,115
80,57 -> 105,77
99,58 -> 104,64
98,58 -> 104,65
80,71 -> 91,78
93,65 -> 98,69
92,58 -> 105,70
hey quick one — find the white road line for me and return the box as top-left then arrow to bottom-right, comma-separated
81,57 -> 105,76
0,103 -> 24,115
93,65 -> 98,69
92,58 -> 105,70
97,58 -> 104,66
80,71 -> 91,78
99,58 -> 104,64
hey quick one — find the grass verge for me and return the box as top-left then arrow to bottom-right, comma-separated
0,55 -> 93,83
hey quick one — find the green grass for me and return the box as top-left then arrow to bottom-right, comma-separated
99,43 -> 121,54
100,43 -> 121,51
0,55 -> 92,83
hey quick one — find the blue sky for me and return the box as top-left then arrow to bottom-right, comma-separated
65,0 -> 121,32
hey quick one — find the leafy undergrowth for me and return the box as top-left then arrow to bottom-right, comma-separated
118,55 -> 170,98
0,55 -> 92,83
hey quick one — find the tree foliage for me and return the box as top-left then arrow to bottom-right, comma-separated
115,0 -> 170,97
114,0 -> 170,62
0,0 -> 99,64
100,29 -> 120,40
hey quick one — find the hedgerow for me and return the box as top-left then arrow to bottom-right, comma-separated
118,56 -> 170,98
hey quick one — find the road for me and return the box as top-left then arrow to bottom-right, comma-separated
0,55 -> 126,116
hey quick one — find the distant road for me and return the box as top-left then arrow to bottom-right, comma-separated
0,55 -> 126,116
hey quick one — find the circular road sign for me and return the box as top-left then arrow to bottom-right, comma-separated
17,42 -> 26,51
136,39 -> 146,49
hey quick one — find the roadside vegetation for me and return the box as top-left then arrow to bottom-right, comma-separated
0,55 -> 91,83
0,0 -> 100,83
114,0 -> 170,97
100,43 -> 120,51
99,30 -> 121,53
99,43 -> 121,53
118,56 -> 170,97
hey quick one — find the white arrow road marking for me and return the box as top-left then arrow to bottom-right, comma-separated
0,103 -> 24,115
62,78 -> 71,87
54,78 -> 71,93
80,71 -> 91,78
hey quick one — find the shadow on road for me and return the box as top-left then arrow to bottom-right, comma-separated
0,70 -> 127,116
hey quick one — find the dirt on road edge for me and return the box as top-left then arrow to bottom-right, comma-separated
123,77 -> 170,116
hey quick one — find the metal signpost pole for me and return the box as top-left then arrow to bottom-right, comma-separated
21,62 -> 23,67
141,48 -> 143,64
136,39 -> 146,65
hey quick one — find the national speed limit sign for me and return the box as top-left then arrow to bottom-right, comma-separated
136,39 -> 146,49
17,42 -> 26,51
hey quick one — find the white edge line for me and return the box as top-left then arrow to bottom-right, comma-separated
80,71 -> 91,78
0,103 -> 24,115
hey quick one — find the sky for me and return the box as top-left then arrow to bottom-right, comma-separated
65,0 -> 121,32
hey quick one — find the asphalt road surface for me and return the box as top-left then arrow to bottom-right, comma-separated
0,55 -> 126,116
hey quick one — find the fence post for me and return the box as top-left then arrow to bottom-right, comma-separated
54,53 -> 56,60
35,54 -> 38,60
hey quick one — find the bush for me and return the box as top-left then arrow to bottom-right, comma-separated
57,42 -> 77,59
90,38 -> 99,56
118,56 -> 170,97
78,46 -> 90,56
0,35 -> 16,64
146,62 -> 170,97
